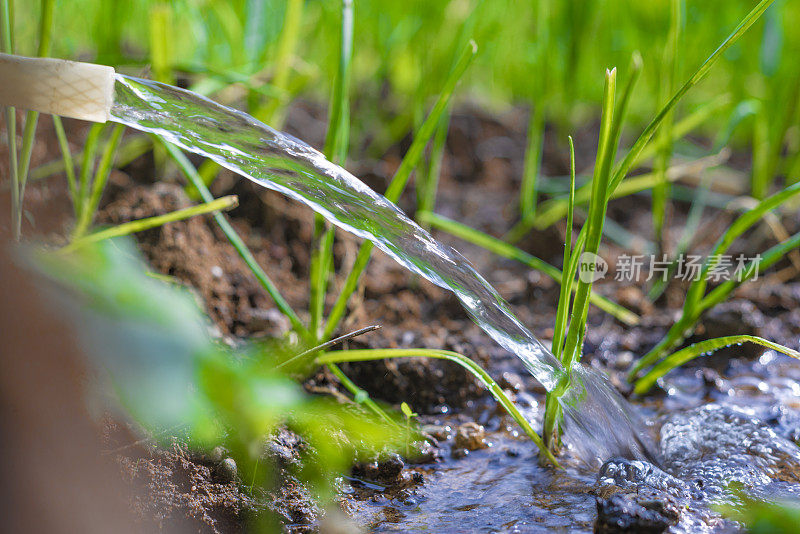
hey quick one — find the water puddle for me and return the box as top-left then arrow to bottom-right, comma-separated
344,427 -> 597,533
340,353 -> 800,532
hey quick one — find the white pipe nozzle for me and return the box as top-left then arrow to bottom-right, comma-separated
0,53 -> 115,123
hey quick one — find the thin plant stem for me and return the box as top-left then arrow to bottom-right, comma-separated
552,136 -> 577,359
652,0 -> 682,253
417,105 -> 451,219
77,124 -> 105,217
64,195 -> 238,252
310,0 -> 353,338
607,0 -> 776,196
52,116 -> 78,211
561,68 -> 617,370
277,325 -> 380,369
73,124 -> 125,239
255,0 -> 303,126
1,0 -> 18,239
15,0 -> 56,237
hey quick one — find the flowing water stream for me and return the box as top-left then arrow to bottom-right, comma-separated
109,74 -> 656,465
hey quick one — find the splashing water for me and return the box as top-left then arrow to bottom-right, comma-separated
110,74 -> 656,466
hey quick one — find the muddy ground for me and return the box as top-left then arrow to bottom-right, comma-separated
6,100 -> 800,532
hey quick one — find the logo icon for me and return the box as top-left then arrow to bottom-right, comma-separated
578,252 -> 608,283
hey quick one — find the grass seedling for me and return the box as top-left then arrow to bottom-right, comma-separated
1,0 -> 18,239
254,0 -> 303,126
551,137 -> 577,361
73,124 -> 125,239
750,6 -> 800,200
508,0 -> 775,244
647,100 -> 757,301
400,402 -> 418,457
524,95 -> 731,233
518,0 -> 551,218
541,68 -> 619,452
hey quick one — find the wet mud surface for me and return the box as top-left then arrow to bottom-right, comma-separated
11,103 -> 800,532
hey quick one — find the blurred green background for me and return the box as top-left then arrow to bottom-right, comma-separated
14,0 -> 800,157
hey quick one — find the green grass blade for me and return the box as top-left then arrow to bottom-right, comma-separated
630,226 -> 800,381
506,51 -> 640,242
417,211 -> 637,325
73,124 -> 125,239
162,140 -> 307,336
51,116 -> 78,210
31,135 -> 151,184
16,0 -> 55,183
148,2 -> 174,84
323,241 -> 373,340
316,348 -> 560,467
608,0 -> 776,196
64,195 -> 238,252
322,0 -> 353,165
77,123 -> 105,216
519,104 -> 544,217
606,51 -> 644,195
309,220 -> 334,335
552,136 -> 577,359
417,106 -> 451,218
699,230 -> 800,313
632,94 -> 732,165
634,335 -> 799,395
686,181 -> 800,312
523,95 -> 728,233
1,0 -> 16,239
385,41 -> 476,202
561,68 -> 617,369
311,0 -> 354,337
254,0 -> 303,127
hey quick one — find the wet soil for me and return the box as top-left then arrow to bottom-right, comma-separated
8,101 -> 800,532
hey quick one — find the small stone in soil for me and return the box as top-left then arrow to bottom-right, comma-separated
377,453 -> 404,482
406,440 -> 440,464
451,447 -> 470,460
422,424 -> 452,442
454,422 -> 488,451
594,494 -> 679,534
214,457 -> 238,483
